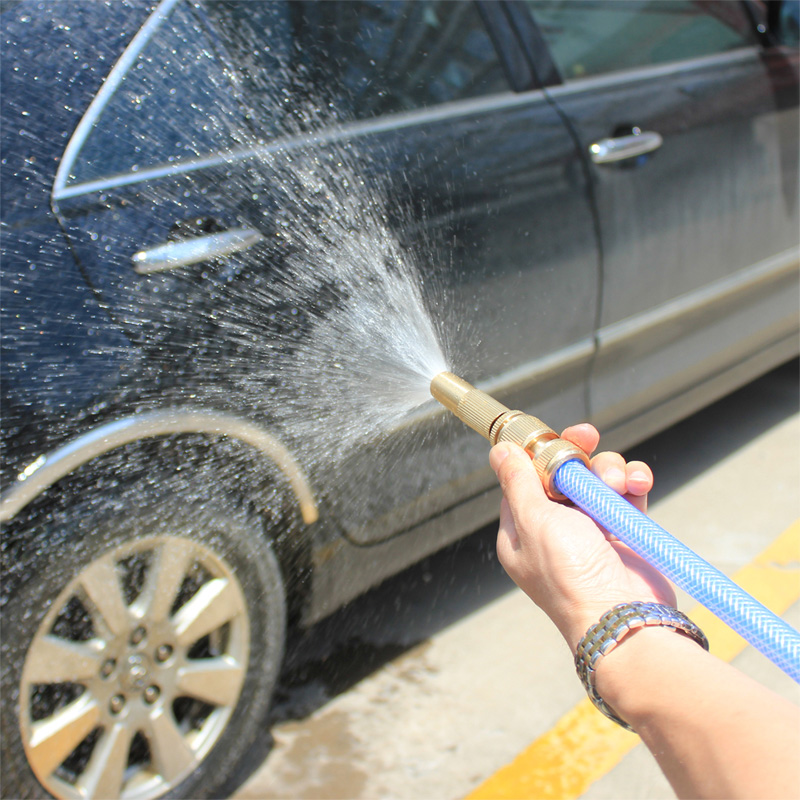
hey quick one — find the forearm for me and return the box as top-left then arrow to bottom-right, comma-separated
594,628 -> 800,799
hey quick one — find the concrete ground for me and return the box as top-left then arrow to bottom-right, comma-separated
234,363 -> 800,800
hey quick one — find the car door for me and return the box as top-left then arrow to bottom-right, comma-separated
269,0 -> 603,543
54,0 -> 601,544
517,0 -> 800,449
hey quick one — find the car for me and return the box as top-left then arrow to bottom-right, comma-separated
2,1 -> 798,797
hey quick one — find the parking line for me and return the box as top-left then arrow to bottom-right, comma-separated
465,519 -> 800,800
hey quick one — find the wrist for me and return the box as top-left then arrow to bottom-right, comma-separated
559,597 -> 649,655
595,626 -> 706,725
573,602 -> 709,732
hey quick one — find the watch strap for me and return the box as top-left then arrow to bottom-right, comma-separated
574,601 -> 709,732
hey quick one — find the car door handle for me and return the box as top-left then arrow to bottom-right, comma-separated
132,226 -> 264,274
589,131 -> 663,164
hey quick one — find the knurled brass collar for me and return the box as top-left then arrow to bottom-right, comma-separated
430,371 -> 589,499
532,438 -> 589,499
491,413 -> 588,499
430,372 -> 508,439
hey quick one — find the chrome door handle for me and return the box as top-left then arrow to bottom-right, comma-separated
589,131 -> 663,164
132,226 -> 264,274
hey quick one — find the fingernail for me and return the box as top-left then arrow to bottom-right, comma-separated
629,470 -> 650,488
604,467 -> 625,484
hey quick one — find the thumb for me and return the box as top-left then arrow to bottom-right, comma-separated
490,442 -> 549,514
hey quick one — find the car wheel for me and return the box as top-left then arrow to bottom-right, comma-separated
1,489 -> 286,799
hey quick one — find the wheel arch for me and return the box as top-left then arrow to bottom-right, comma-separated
1,408 -> 319,527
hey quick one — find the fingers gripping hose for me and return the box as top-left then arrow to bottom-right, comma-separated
431,372 -> 800,683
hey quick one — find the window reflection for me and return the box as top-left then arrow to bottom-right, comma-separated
69,0 -> 508,186
526,0 -> 756,82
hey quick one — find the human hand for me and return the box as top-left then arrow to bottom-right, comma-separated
491,424 -> 676,652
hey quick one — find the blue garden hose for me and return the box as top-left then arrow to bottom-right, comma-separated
430,371 -> 800,683
554,457 -> 800,682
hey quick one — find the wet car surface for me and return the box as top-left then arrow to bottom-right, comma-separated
2,1 -> 798,797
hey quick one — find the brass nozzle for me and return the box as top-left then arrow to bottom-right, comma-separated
430,371 -> 589,500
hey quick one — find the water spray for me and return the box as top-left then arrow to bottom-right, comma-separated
431,371 -> 800,682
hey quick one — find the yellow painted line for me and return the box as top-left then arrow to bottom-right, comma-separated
688,519 -> 800,662
465,520 -> 800,800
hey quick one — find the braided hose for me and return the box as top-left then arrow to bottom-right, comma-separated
430,371 -> 800,683
554,458 -> 800,682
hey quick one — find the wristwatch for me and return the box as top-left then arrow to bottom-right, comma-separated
574,601 -> 709,732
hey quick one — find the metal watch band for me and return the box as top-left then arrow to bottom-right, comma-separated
574,601 -> 710,732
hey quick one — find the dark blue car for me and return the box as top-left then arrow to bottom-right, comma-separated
2,2 -> 798,797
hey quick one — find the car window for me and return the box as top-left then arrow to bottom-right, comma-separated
273,0 -> 510,120
777,0 -> 800,46
67,0 -> 508,187
67,1 -> 246,186
202,0 -> 510,123
525,0 -> 757,82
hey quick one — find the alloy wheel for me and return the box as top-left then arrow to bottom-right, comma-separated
18,535 -> 250,799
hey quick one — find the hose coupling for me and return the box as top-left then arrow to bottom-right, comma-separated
430,371 -> 589,499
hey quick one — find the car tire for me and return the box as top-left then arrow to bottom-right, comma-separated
0,483 -> 286,800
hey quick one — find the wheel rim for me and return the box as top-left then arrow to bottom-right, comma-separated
19,535 -> 250,800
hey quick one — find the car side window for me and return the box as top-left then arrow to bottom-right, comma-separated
287,0 -> 509,118
67,0 -> 508,187
206,0 -> 510,121
777,0 -> 800,46
67,1 -> 246,186
525,0 -> 758,82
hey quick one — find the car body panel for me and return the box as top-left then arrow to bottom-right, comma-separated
2,0 -> 797,575
48,0 -> 600,546
3,0 -> 798,591
543,47 -> 800,432
512,1 -> 800,437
